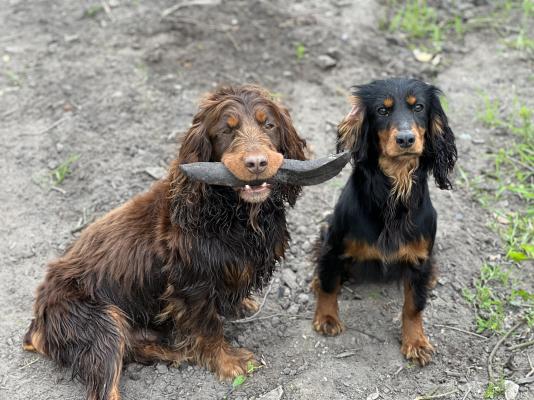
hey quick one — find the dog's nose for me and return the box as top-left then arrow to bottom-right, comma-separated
244,154 -> 268,174
396,131 -> 416,148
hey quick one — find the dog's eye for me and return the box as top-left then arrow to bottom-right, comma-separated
414,104 -> 424,112
377,106 -> 389,116
264,122 -> 275,130
221,127 -> 233,134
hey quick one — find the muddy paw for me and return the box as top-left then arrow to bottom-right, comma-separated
401,336 -> 435,366
313,314 -> 344,336
215,347 -> 257,380
241,297 -> 260,315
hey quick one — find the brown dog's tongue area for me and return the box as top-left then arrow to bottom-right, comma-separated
178,151 -> 351,187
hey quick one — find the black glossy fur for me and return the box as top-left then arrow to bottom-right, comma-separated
313,78 -> 457,365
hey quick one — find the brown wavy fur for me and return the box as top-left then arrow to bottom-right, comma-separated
24,85 -> 306,400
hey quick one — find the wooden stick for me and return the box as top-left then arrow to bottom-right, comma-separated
19,358 -> 40,370
434,324 -> 488,340
461,386 -> 472,400
415,389 -> 458,400
488,320 -> 525,381
509,339 -> 534,351
231,282 -> 273,323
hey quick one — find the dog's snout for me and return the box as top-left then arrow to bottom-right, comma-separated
396,131 -> 416,148
244,154 -> 268,174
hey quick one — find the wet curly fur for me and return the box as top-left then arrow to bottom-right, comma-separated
23,85 -> 306,400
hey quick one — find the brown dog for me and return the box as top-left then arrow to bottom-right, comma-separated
24,85 -> 306,400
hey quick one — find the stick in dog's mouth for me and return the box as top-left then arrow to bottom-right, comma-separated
178,151 -> 351,187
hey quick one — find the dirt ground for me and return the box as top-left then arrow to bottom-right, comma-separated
1,1 -> 533,399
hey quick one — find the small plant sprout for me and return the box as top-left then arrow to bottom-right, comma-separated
231,361 -> 262,389
295,43 -> 306,61
52,154 -> 80,185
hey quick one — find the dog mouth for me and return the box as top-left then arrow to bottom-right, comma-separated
238,182 -> 272,203
394,151 -> 421,158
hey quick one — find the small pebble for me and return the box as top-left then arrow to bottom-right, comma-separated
297,293 -> 310,304
156,363 -> 167,373
315,54 -> 337,70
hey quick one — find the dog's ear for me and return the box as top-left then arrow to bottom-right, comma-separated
276,105 -> 307,206
337,95 -> 368,161
169,110 -> 213,225
426,87 -> 457,189
178,116 -> 213,164
277,105 -> 307,161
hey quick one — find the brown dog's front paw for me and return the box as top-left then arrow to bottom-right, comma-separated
241,297 -> 260,314
401,336 -> 435,366
215,347 -> 257,380
313,314 -> 344,336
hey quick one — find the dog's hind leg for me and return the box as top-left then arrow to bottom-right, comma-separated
32,302 -> 129,400
72,305 -> 129,400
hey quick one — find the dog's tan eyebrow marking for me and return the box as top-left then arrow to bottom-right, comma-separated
255,110 -> 267,123
406,95 -> 417,105
383,97 -> 394,108
226,115 -> 239,128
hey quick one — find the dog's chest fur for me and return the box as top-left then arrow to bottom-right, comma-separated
166,187 -> 289,316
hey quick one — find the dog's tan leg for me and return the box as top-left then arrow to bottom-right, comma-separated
401,280 -> 435,366
191,335 -> 256,380
311,276 -> 344,336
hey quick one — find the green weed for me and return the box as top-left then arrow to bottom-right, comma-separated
295,43 -> 306,61
476,95 -> 533,261
462,264 -> 510,333
388,0 -> 441,48
52,154 -> 80,185
385,0 -> 468,51
484,377 -> 505,399
3,69 -> 21,86
83,4 -> 104,18
231,361 -> 261,389
462,95 -> 534,335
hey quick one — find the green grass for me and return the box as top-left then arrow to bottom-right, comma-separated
52,154 -> 80,185
389,0 -> 441,44
462,95 -> 533,392
464,96 -> 534,327
83,4 -> 105,18
475,96 -> 533,262
462,264 -> 525,333
508,0 -> 534,50
2,69 -> 21,86
384,0 -> 534,53
484,377 -> 506,399
384,0 -> 465,52
295,43 -> 306,61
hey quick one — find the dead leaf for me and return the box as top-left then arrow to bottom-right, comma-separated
431,54 -> 441,66
413,49 -> 433,63
366,387 -> 379,400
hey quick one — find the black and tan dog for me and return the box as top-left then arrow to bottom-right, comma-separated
312,78 -> 457,365
23,85 -> 307,400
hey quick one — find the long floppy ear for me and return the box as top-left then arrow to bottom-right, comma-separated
275,105 -> 307,206
425,87 -> 457,189
169,112 -> 212,225
277,105 -> 307,161
337,95 -> 368,162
